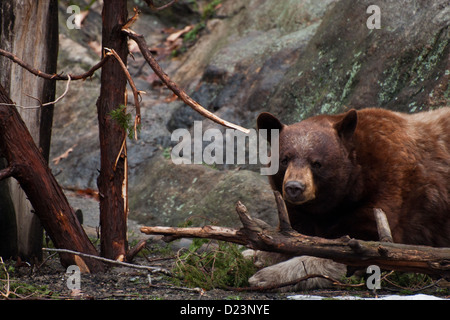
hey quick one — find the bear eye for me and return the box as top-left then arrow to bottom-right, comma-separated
280,157 -> 289,167
311,160 -> 322,169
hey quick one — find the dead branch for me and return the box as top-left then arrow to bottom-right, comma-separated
122,7 -> 141,30
104,47 -> 142,138
0,19 -> 249,134
0,75 -> 72,110
42,248 -> 171,275
125,239 -> 147,262
143,0 -> 178,11
0,48 -> 109,81
147,225 -> 245,245
121,25 -> 250,134
141,191 -> 450,277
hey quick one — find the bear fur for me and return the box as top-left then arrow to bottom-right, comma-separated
248,107 -> 450,291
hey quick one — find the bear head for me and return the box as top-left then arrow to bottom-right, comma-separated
257,109 -> 361,215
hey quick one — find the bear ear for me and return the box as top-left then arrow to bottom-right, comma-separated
257,112 -> 284,132
334,109 -> 358,141
257,112 -> 284,143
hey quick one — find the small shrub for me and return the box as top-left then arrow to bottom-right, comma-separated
172,239 -> 257,290
109,104 -> 141,139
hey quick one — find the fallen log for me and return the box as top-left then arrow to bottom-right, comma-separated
141,191 -> 450,277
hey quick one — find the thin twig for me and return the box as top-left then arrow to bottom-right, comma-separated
35,252 -> 59,272
122,7 -> 140,30
104,47 -> 142,139
42,248 -> 172,275
0,257 -> 11,298
114,135 -> 127,171
143,0 -> 178,11
43,75 -> 72,106
149,283 -> 206,295
381,271 -> 440,293
4,75 -> 72,110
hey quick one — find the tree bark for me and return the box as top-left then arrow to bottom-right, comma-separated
141,192 -> 450,277
97,0 -> 129,261
0,84 -> 104,272
0,159 -> 17,258
0,0 -> 58,261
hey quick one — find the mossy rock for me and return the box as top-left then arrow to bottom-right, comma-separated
129,154 -> 277,228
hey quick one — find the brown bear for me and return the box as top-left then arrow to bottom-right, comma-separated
247,107 -> 450,291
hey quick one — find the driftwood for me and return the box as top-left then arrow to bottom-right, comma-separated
141,191 -> 450,278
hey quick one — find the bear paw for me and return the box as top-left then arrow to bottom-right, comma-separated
248,256 -> 346,292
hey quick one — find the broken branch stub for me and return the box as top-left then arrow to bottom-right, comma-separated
373,208 -> 394,243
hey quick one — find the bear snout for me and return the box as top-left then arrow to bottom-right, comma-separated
282,179 -> 316,205
285,181 -> 306,199
282,166 -> 317,205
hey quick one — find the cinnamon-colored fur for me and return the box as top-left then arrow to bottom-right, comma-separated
249,107 -> 450,291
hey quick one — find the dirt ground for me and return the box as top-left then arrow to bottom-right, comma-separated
7,253 -> 284,300
4,238 -> 449,301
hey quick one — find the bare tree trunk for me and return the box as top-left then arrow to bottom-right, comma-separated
97,0 -> 129,261
0,0 -> 58,261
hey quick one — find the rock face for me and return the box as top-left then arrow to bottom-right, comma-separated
264,0 -> 449,122
50,0 -> 449,228
168,0 -> 337,130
